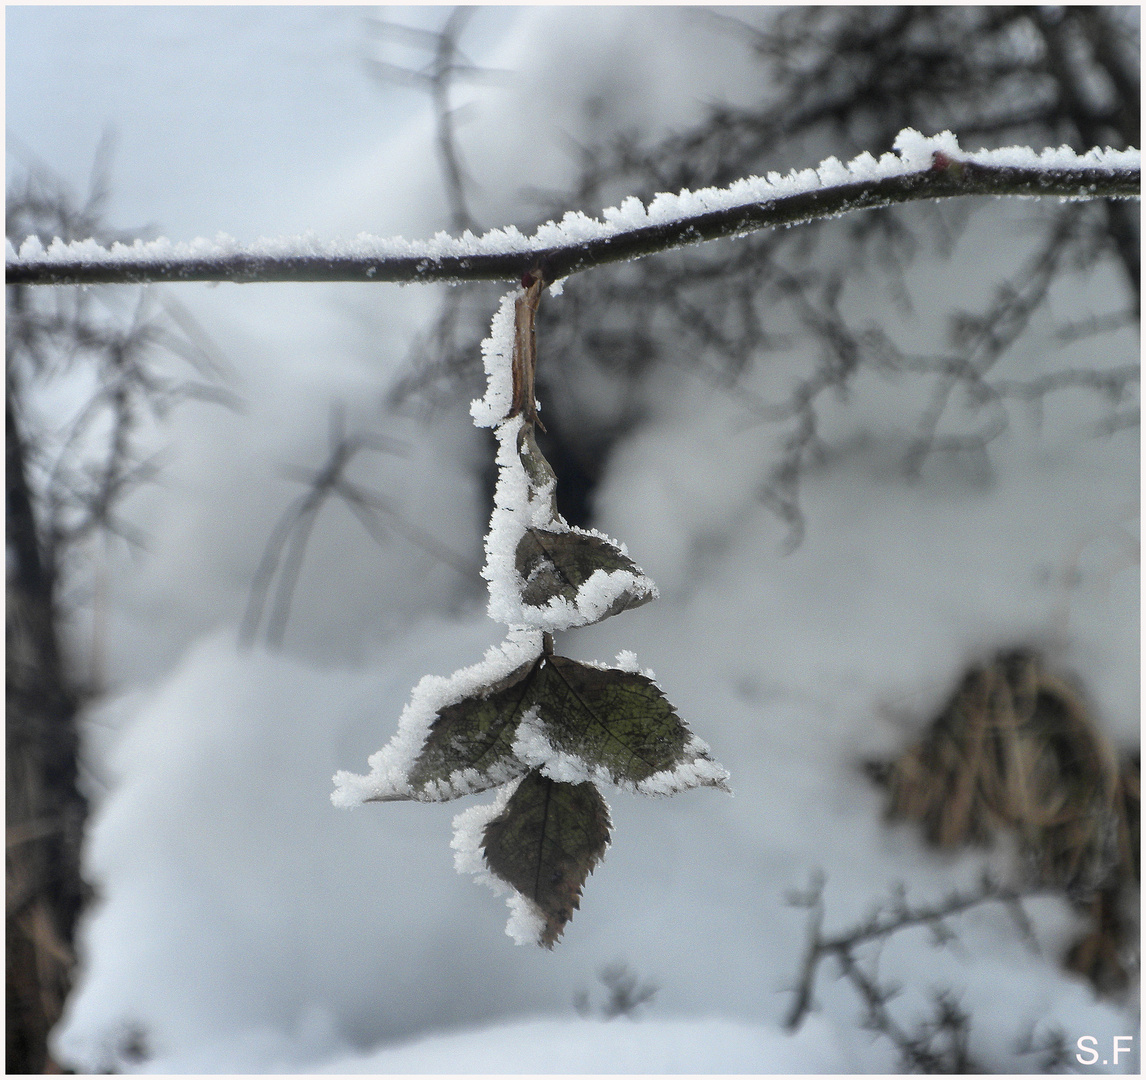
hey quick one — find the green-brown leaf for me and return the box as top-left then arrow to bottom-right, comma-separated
482,769 -> 611,947
394,651 -> 723,801
406,657 -> 541,797
516,528 -> 654,616
533,656 -> 716,788
516,424 -> 558,510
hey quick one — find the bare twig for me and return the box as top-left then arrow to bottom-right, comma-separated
510,269 -> 545,426
364,7 -> 504,234
903,203 -> 1089,476
574,962 -> 659,1020
783,871 -> 1046,1052
239,404 -> 479,649
1014,1022 -> 1072,1072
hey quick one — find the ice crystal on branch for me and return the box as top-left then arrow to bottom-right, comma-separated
9,130 -> 1138,287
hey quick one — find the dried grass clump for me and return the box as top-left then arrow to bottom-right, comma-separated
870,648 -> 1139,995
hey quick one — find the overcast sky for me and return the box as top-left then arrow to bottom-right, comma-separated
6,5 -> 519,240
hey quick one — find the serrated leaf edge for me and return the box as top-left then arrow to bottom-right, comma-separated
331,629 -> 543,807
450,777 -> 551,946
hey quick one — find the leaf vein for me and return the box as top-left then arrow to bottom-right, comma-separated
547,660 -> 659,773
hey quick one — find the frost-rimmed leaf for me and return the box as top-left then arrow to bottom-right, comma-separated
479,411 -> 659,631
331,628 -> 543,806
517,528 -> 656,619
473,769 -> 612,948
510,430 -> 657,628
330,632 -> 727,806
469,290 -> 660,631
404,655 -> 541,797
520,656 -> 730,794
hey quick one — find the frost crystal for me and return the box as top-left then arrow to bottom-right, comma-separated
511,712 -> 610,787
450,780 -> 549,947
330,628 -> 543,806
469,291 -> 519,429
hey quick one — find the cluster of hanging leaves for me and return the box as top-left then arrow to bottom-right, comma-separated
404,646 -> 719,800
337,275 -> 727,946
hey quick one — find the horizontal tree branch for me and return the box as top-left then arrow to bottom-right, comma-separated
7,137 -> 1139,288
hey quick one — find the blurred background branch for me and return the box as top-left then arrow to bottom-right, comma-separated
363,6 -> 509,235
240,403 -> 478,651
393,4 -> 1138,539
6,143 -> 234,1073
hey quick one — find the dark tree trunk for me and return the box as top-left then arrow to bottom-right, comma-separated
6,379 -> 89,1074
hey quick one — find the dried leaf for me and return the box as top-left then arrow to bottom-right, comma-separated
516,424 -> 558,511
482,769 -> 611,947
405,656 -> 542,797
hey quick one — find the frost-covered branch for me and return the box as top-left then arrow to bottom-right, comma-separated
7,132 -> 1139,287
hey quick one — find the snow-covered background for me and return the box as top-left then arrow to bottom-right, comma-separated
7,6 -> 1139,1074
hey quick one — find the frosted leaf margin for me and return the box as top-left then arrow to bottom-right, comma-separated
330,628 -> 543,806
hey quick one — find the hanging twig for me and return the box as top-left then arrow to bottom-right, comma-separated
510,269 -> 545,427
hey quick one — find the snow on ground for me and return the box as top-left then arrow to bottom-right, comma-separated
8,6 -> 1138,1076
314,1016 -> 870,1074
54,337 -> 1138,1069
